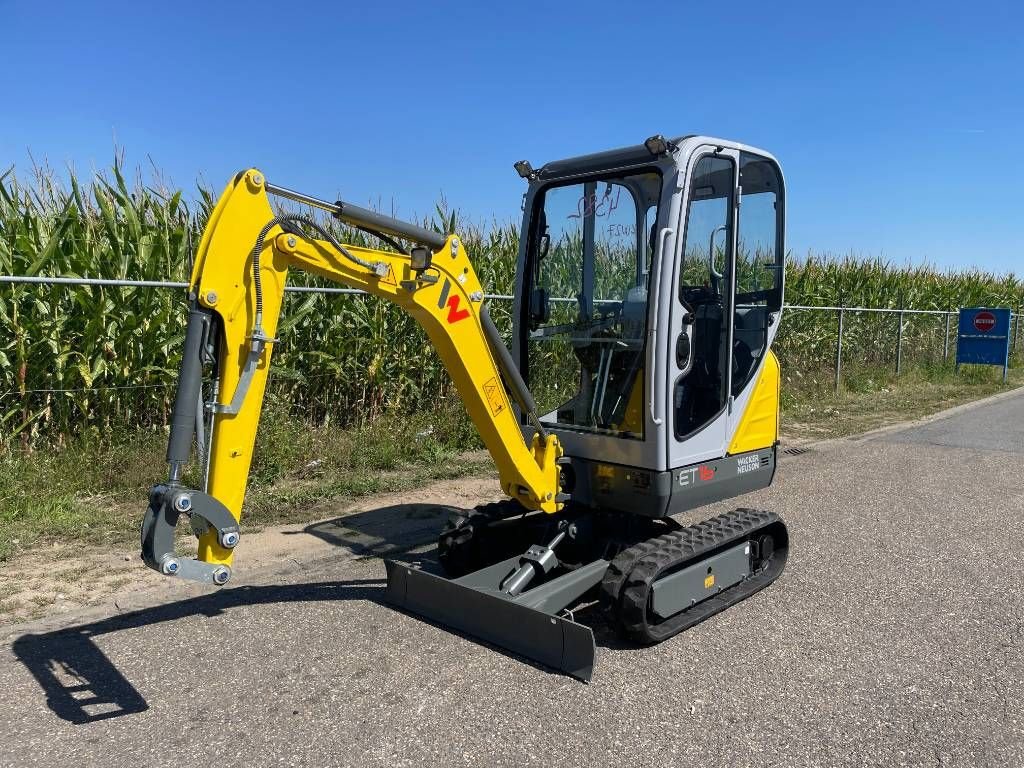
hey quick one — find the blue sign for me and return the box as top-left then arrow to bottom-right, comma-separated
956,307 -> 1011,381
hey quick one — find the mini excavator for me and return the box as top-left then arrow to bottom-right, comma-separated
141,135 -> 790,681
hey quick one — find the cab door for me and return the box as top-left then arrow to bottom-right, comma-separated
727,152 -> 785,442
667,147 -> 739,467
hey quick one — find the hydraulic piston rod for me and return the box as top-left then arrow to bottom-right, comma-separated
265,182 -> 446,250
501,530 -> 567,596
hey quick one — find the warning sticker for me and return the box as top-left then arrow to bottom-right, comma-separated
482,377 -> 506,417
380,265 -> 398,287
704,574 -> 715,589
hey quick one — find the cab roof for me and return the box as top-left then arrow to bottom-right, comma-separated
536,135 -> 778,181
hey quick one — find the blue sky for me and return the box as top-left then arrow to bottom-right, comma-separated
2,0 -> 1021,274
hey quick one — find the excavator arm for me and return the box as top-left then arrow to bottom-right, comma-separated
141,169 -> 562,585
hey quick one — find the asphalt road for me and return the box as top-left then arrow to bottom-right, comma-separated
2,390 -> 1022,768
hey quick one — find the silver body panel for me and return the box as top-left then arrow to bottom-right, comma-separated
513,135 -> 785,483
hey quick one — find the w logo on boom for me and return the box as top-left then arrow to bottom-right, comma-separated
437,278 -> 471,324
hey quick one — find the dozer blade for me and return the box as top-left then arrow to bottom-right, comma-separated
384,559 -> 598,682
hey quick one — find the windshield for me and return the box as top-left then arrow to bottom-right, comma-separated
523,169 -> 661,439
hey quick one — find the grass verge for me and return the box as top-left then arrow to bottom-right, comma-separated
782,362 -> 1022,439
1,363 -> 1020,564
0,397 -> 487,563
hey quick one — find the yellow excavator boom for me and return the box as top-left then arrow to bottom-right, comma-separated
141,169 -> 561,582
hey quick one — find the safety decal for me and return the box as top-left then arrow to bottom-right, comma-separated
380,264 -> 398,287
482,377 -> 506,416
437,278 -> 471,324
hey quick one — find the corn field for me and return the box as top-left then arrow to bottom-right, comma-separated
1,161 -> 1022,450
778,258 -> 1023,390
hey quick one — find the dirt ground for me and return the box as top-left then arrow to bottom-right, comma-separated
0,475 -> 505,631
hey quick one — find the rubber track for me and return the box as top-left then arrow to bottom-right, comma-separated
601,508 -> 789,644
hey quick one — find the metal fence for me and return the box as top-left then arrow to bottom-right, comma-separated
2,275 -> 1020,398
787,304 -> 1020,391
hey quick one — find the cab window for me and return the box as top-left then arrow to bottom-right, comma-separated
732,152 -> 783,396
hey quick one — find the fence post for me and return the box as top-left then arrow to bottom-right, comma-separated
1015,306 -> 1021,356
835,307 -> 844,393
943,310 -> 951,363
896,308 -> 904,375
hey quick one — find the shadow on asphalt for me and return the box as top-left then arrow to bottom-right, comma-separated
294,502 -> 455,560
12,503 -> 641,725
10,579 -> 385,725
11,570 -> 627,726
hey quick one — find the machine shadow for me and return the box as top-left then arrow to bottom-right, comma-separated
10,578 -> 384,725
13,503 -> 637,726
11,574 -> 614,726
296,502 -> 453,566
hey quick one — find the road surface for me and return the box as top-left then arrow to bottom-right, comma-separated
1,390 -> 1022,767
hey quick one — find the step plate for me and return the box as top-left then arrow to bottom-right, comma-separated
384,560 -> 596,682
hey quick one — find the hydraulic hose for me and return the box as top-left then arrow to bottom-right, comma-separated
248,215 -> 385,332
166,307 -> 210,478
481,304 -> 546,438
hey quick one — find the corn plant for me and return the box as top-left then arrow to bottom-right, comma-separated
1,161 -> 1021,451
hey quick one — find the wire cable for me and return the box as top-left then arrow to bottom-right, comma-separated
350,224 -> 408,255
0,382 -> 172,397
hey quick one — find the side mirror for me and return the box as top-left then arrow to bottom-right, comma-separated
676,332 -> 691,369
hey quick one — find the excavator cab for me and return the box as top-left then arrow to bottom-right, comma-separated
141,135 -> 789,682
512,136 -> 786,519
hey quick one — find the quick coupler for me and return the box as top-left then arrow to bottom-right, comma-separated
140,484 -> 240,585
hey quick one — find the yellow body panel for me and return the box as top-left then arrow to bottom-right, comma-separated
615,371 -> 645,435
191,170 -> 562,566
727,350 -> 780,455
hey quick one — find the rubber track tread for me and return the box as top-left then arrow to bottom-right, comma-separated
599,536 -> 665,630
603,508 -> 789,644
